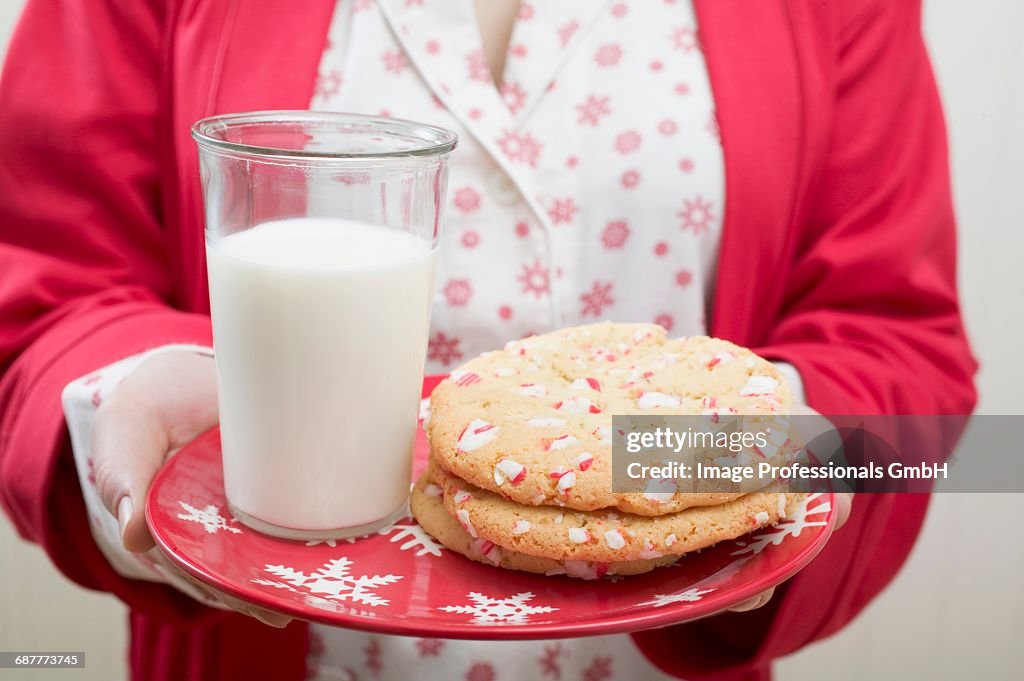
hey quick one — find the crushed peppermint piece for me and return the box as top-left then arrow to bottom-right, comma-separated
594,425 -> 612,445
450,370 -> 482,387
514,383 -> 547,397
456,509 -> 477,538
458,419 -> 498,452
777,495 -> 787,518
556,470 -> 577,494
633,328 -> 653,342
604,529 -> 626,550
493,458 -> 527,486
555,513 -> 564,524
453,489 -> 473,505
643,478 -> 677,502
493,367 -> 516,377
665,533 -> 678,547
575,452 -> 595,470
754,511 -> 771,525
546,434 -> 579,451
637,391 -> 681,409
568,528 -> 590,544
424,484 -> 442,498
512,520 -> 532,535
740,375 -> 779,396
474,539 -> 501,566
527,417 -> 565,427
553,396 -> 602,413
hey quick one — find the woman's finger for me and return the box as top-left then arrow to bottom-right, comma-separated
91,394 -> 168,553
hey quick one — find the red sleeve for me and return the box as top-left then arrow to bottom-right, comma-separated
633,1 -> 977,677
0,0 -> 221,626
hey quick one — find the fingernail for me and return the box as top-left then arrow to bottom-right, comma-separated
117,496 -> 133,543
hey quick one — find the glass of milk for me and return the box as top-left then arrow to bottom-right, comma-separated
192,111 -> 456,540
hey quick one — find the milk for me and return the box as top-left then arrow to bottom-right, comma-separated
206,217 -> 436,535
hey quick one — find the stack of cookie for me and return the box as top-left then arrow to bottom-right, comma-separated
411,322 -> 804,579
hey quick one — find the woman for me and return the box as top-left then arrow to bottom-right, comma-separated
0,1 -> 976,680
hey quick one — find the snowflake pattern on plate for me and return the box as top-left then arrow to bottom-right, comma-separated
439,591 -> 558,625
176,502 -> 242,534
639,587 -> 716,608
731,494 -> 832,557
252,557 -> 403,608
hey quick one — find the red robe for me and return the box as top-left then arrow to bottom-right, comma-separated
0,1 -> 976,679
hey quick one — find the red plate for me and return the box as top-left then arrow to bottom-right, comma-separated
147,405 -> 836,639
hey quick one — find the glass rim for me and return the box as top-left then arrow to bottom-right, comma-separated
191,110 -> 458,160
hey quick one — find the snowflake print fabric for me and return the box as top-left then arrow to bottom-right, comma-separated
312,0 -> 722,373
304,0 -> 722,678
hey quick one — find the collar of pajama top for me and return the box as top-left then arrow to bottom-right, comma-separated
312,0 -> 724,376
308,3 -> 721,680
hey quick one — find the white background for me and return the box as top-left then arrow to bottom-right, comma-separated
1,1 -> 1022,679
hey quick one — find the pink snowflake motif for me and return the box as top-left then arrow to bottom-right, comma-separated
658,119 -> 679,136
453,186 -> 481,213
566,155 -> 579,169
670,25 -> 698,52
425,40 -> 441,55
675,81 -> 691,95
461,230 -> 480,248
466,49 -> 491,82
557,20 -> 580,47
364,637 -> 382,677
594,44 -> 623,68
601,220 -> 631,250
498,305 -> 513,320
510,43 -> 528,58
382,50 -> 410,75
679,158 -> 694,173
621,170 -> 640,189
580,281 -> 615,317
501,81 -> 528,114
519,2 -> 535,20
654,241 -> 669,257
353,0 -> 372,12
678,196 -> 715,235
498,130 -> 543,167
650,59 -> 664,72
539,643 -> 564,678
416,638 -> 445,657
444,279 -> 472,307
583,656 -> 613,681
314,70 -> 342,99
405,0 -> 423,6
614,130 -> 643,155
86,457 -> 97,486
515,221 -> 530,238
518,260 -> 551,298
611,3 -> 629,18
546,197 -> 578,225
576,95 -> 612,126
676,270 -> 693,287
655,314 -> 675,332
468,108 -> 483,121
428,332 -> 463,366
466,662 -> 496,681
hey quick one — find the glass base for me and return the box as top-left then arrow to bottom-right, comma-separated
228,500 -> 408,541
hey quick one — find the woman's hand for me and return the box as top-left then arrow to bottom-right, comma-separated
727,404 -> 853,613
90,351 -> 291,627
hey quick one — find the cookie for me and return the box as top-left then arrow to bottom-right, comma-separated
427,322 -> 795,515
410,467 -> 678,579
435,463 -> 804,563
